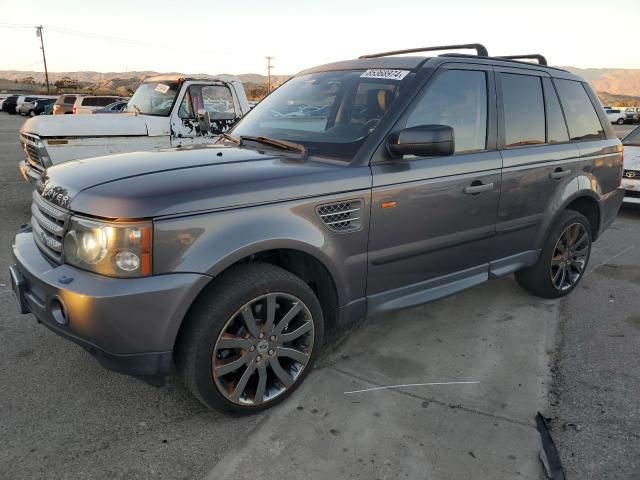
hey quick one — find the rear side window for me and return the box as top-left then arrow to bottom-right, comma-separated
81,98 -> 98,107
554,79 -> 604,142
543,78 -> 569,144
500,73 -> 545,147
406,69 -> 487,153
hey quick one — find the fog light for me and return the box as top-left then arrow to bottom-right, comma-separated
115,251 -> 140,272
50,297 -> 68,325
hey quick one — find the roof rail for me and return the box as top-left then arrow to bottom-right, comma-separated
359,43 -> 489,59
496,54 -> 548,66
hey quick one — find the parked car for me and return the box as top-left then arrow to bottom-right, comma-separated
10,44 -> 624,415
621,125 -> 640,204
605,108 -> 626,125
17,100 -> 36,116
0,97 -> 8,110
3,95 -> 21,114
92,100 -> 128,114
18,75 -> 250,182
32,98 -> 57,116
72,96 -> 127,114
623,107 -> 640,125
53,95 -> 78,115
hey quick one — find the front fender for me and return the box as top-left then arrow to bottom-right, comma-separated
153,192 -> 371,307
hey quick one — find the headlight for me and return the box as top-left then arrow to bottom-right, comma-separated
63,216 -> 152,277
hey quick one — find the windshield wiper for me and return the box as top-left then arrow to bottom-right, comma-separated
221,132 -> 241,145
239,135 -> 306,156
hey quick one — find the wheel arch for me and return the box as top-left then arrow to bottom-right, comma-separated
538,190 -> 602,250
174,246 -> 342,353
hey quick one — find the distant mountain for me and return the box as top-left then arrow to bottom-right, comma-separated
561,67 -> 640,97
0,70 -> 291,87
2,67 -> 639,104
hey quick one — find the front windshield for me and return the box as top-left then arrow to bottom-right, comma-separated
128,81 -> 180,116
623,125 -> 640,146
231,70 -> 411,159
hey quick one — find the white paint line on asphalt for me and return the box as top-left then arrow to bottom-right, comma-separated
588,244 -> 636,274
344,381 -> 480,395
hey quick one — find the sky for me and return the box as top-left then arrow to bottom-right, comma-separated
1,0 -> 639,76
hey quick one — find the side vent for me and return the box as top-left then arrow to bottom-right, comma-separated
317,199 -> 363,233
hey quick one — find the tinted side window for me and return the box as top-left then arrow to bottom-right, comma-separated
554,79 -> 604,141
501,73 -> 545,147
82,98 -> 98,107
543,78 -> 569,144
406,69 -> 487,153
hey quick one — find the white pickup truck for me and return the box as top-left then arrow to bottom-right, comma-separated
19,75 -> 250,182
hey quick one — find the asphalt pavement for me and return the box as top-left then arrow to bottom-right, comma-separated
0,114 -> 638,479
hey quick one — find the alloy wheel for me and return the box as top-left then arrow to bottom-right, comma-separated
212,292 -> 315,406
550,222 -> 590,291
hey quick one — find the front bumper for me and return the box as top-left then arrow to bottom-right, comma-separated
18,160 -> 43,183
10,227 -> 210,381
622,178 -> 640,204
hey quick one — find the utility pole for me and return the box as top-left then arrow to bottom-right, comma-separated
35,26 -> 50,93
265,56 -> 274,93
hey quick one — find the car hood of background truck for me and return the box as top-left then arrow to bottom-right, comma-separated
38,144 -> 370,218
21,113 -> 170,138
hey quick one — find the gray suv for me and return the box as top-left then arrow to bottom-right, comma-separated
10,44 -> 624,414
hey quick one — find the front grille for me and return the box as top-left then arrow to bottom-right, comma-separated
624,169 -> 640,179
20,132 -> 45,171
31,190 -> 69,263
317,200 -> 363,233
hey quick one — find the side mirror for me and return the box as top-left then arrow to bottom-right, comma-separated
387,125 -> 454,158
197,109 -> 211,134
197,109 -> 238,135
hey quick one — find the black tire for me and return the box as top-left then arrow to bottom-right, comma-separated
515,210 -> 592,299
175,263 -> 324,415
617,118 -> 625,125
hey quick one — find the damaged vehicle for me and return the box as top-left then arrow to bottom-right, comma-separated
18,75 -> 250,182
10,44 -> 624,414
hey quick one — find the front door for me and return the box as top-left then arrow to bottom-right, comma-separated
170,83 -> 239,147
367,64 -> 501,312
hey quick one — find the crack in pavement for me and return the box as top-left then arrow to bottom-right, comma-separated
326,365 -> 535,429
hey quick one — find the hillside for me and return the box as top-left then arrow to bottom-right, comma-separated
2,67 -> 640,105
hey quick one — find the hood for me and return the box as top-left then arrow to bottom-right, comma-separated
39,145 -> 370,218
624,145 -> 640,170
22,113 -> 150,137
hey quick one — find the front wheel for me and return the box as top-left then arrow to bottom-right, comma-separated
176,263 -> 324,414
515,210 -> 592,299
617,118 -> 625,125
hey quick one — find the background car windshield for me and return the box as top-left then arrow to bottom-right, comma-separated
623,126 -> 640,146
232,71 -> 408,159
128,81 -> 179,116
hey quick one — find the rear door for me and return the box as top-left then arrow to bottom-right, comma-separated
493,68 -> 579,265
367,64 -> 501,311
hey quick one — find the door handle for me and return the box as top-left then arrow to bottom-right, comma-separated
464,181 -> 494,195
549,168 -> 572,180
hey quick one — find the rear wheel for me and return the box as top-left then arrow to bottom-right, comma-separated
617,118 -> 625,125
176,263 -> 324,414
515,210 -> 592,299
